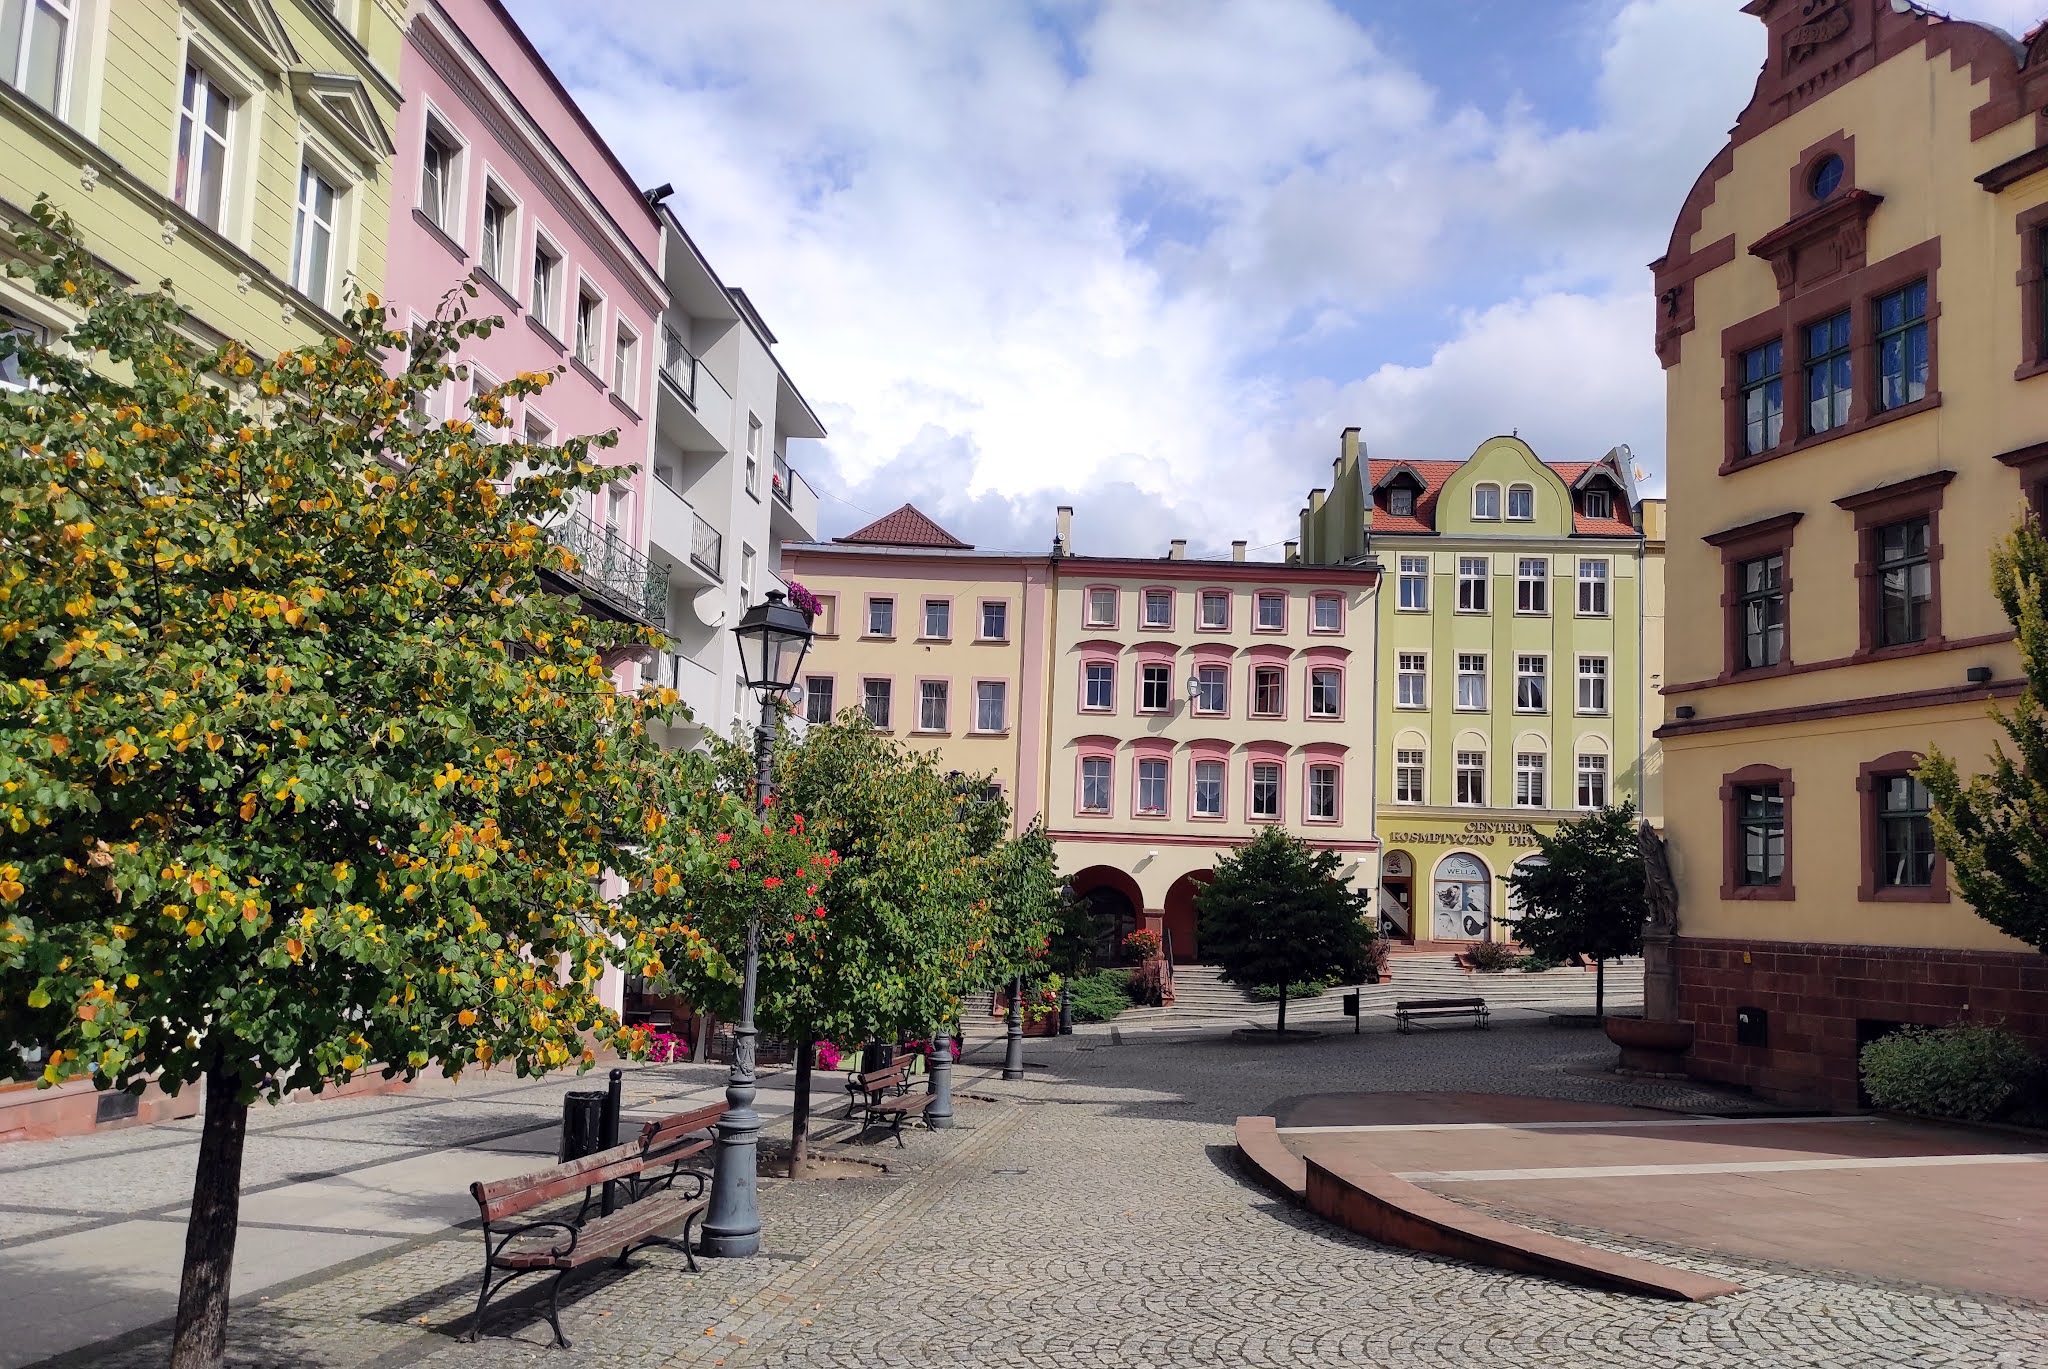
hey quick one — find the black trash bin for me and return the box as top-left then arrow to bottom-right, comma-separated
859,1041 -> 896,1075
559,1090 -> 607,1161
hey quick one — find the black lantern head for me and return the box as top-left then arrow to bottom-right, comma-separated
732,590 -> 814,693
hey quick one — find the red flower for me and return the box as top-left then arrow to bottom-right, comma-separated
813,907 -> 827,918
728,858 -> 741,870
793,814 -> 805,830
716,832 -> 731,843
784,930 -> 796,944
806,886 -> 816,896
763,877 -> 783,889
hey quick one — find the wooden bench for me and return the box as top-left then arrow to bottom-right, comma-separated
844,1056 -> 933,1146
465,1102 -> 725,1348
1396,997 -> 1490,1033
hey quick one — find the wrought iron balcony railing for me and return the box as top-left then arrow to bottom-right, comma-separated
690,508 -> 723,580
544,510 -> 669,626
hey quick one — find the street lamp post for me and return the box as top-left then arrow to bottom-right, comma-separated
700,590 -> 813,1260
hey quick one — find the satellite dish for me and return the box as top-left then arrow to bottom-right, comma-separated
787,683 -> 805,707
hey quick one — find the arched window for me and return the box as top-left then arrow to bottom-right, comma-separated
1472,483 -> 1501,520
1432,852 -> 1492,940
1507,484 -> 1534,520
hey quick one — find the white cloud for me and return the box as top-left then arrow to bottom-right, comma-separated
510,0 -> 1765,554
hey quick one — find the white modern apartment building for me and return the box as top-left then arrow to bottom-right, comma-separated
641,206 -> 826,745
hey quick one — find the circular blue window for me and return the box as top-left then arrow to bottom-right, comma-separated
1809,153 -> 1844,201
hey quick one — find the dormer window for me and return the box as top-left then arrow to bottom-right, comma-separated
1584,487 -> 1612,520
1507,484 -> 1534,520
1389,487 -> 1414,517
1473,483 -> 1501,520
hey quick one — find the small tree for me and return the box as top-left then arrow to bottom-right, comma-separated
1922,518 -> 2048,953
1195,828 -> 1375,1033
0,208 -> 670,1368
1502,801 -> 1645,1018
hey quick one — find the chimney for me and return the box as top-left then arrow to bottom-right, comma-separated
1168,539 -> 1187,560
1231,540 -> 1247,562
1055,505 -> 1073,554
1284,539 -> 1299,563
1341,426 -> 1361,466
1308,487 -> 1326,513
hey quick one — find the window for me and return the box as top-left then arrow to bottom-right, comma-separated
175,64 -> 233,229
1084,662 -> 1115,711
1395,750 -> 1424,805
804,676 -> 835,725
1085,587 -> 1116,627
290,163 -> 338,309
862,678 -> 892,729
1584,488 -> 1612,520
1080,757 -> 1112,814
1875,518 -> 1932,647
917,680 -> 948,732
1457,556 -> 1488,612
1388,486 -> 1414,518
1507,484 -> 1534,521
1472,483 -> 1500,520
574,288 -> 602,369
1741,339 -> 1783,456
1515,655 -> 1546,712
530,240 -> 560,333
1312,594 -> 1341,632
1454,751 -> 1485,806
1252,665 -> 1284,717
813,595 -> 838,637
1576,656 -> 1608,714
1140,663 -> 1171,713
866,597 -> 894,637
1136,758 -> 1168,816
745,416 -> 762,496
980,601 -> 1008,640
1515,753 -> 1546,808
1516,557 -> 1548,614
1306,765 -> 1338,821
922,599 -> 951,640
975,681 -> 1006,733
613,324 -> 637,397
1576,753 -> 1607,809
1193,664 -> 1227,715
1396,653 -> 1426,709
1199,590 -> 1229,630
1255,592 -> 1284,630
737,545 -> 755,606
1250,762 -> 1281,819
1399,555 -> 1430,611
1877,775 -> 1934,888
1809,152 -> 1844,200
480,187 -> 513,282
1740,553 -> 1785,670
1455,654 -> 1486,711
1193,760 -> 1224,818
2,0 -> 71,113
1576,559 -> 1608,616
0,312 -> 45,392
1142,588 -> 1172,628
419,123 -> 458,233
1308,667 -> 1341,718
1736,784 -> 1785,887
1805,310 -> 1852,434
1875,280 -> 1929,412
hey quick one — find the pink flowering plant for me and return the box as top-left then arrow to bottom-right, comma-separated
783,580 -> 824,621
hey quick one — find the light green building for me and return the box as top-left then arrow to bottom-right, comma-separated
1298,430 -> 1664,944
0,0 -> 400,360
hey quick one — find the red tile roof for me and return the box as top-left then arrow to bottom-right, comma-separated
1367,458 -> 1635,537
834,503 -> 973,549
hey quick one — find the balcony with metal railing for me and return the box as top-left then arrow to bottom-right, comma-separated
647,474 -> 721,589
769,456 -> 820,543
541,510 -> 669,628
657,327 -> 733,453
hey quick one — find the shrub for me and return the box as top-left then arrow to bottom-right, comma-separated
1465,940 -> 1519,973
1123,929 -> 1163,960
815,1040 -> 844,1071
1068,969 -> 1133,1023
646,1030 -> 691,1064
1860,1024 -> 2042,1123
1249,980 -> 1327,1001
1515,955 -> 1561,973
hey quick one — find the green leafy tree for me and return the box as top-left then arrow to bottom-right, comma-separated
0,207 -> 672,1369
675,717 -> 985,1165
1922,518 -> 2048,952
1501,801 -> 1646,1018
1195,827 -> 1376,1033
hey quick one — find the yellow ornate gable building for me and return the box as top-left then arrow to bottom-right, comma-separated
1653,0 -> 2048,1106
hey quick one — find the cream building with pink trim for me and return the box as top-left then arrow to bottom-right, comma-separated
782,505 -> 1383,964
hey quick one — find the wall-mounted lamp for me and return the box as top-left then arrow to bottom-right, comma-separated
1674,705 -> 1697,721
1967,666 -> 1994,685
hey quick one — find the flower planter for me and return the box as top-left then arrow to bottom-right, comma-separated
1603,1016 -> 1695,1074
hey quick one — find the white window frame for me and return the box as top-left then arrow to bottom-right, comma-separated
1140,663 -> 1172,714
1515,752 -> 1546,809
417,108 -> 465,237
173,59 -> 237,230
573,279 -> 606,371
1577,558 -> 1610,616
804,675 -> 835,726
866,596 -> 895,638
738,544 -> 755,607
1507,484 -> 1534,521
1394,749 -> 1425,805
980,600 -> 1008,641
974,681 -> 1006,733
918,680 -> 949,732
478,174 -> 519,285
862,678 -> 892,729
1193,664 -> 1228,716
1255,591 -> 1285,630
1249,761 -> 1282,819
1398,555 -> 1429,611
529,229 -> 564,335
1584,486 -> 1614,520
613,320 -> 638,403
1455,653 -> 1487,711
1142,588 -> 1172,627
1576,753 -> 1609,809
1193,759 -> 1225,817
1308,666 -> 1341,718
923,598 -> 951,640
1080,756 -> 1112,813
1199,589 -> 1230,630
1388,485 -> 1415,518
1516,557 -> 1548,615
1472,482 -> 1501,520
4,0 -> 75,116
1457,556 -> 1489,613
1576,656 -> 1609,715
1306,764 -> 1339,822
745,414 -> 763,497
1454,751 -> 1486,807
1083,661 -> 1115,712
289,155 -> 342,310
1136,757 -> 1169,816
1312,593 -> 1342,632
1085,587 -> 1116,627
1514,654 -> 1546,712
1396,652 -> 1427,709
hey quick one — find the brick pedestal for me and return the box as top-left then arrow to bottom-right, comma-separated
1674,936 -> 2048,1108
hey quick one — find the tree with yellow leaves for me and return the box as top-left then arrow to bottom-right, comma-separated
0,203 -> 678,1369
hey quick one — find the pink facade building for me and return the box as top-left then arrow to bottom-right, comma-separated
387,0 -> 669,635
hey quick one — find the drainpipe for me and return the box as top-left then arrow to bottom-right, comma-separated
1369,566 -> 1383,929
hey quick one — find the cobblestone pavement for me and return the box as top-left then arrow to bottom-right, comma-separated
16,1019 -> 2048,1368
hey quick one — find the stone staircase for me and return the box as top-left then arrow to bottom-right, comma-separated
1118,954 -> 1644,1026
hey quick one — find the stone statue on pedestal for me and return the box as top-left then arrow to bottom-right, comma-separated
1638,820 -> 1681,1022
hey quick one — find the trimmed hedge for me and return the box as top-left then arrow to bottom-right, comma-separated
1067,969 -> 1133,1023
1249,980 -> 1327,1001
1859,1024 -> 2042,1123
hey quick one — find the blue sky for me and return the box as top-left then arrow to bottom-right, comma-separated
508,0 -> 2044,557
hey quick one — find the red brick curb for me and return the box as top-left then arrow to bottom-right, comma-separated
1233,1115 -> 1306,1198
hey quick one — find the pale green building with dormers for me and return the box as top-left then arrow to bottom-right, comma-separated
1297,430 -> 1663,945
0,0 -> 401,364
